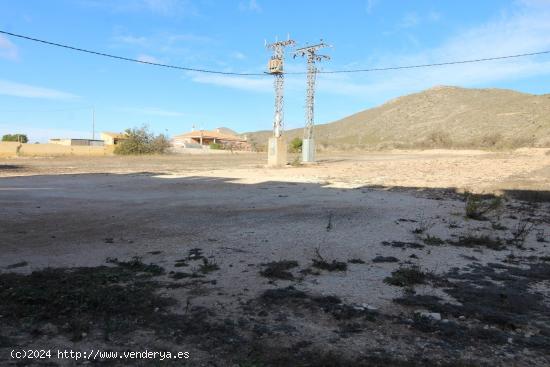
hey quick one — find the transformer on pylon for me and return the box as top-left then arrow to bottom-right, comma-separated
268,57 -> 284,74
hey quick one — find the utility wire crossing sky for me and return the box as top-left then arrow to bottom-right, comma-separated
2,30 -> 550,76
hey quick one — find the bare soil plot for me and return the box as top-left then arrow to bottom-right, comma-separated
0,149 -> 549,366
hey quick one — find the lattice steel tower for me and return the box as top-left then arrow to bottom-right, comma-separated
265,37 -> 295,167
266,38 -> 295,138
294,41 -> 330,162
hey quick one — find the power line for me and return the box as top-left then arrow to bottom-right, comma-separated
0,30 -> 264,76
0,106 -> 93,113
310,50 -> 550,74
2,29 -> 550,76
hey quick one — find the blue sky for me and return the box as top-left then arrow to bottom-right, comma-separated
1,0 -> 550,142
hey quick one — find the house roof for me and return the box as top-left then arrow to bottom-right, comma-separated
173,129 -> 246,142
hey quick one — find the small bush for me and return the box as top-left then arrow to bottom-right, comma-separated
423,235 -> 445,246
114,126 -> 170,155
536,229 -> 546,243
289,137 -> 303,153
312,258 -> 347,272
106,256 -> 164,275
509,219 -> 533,248
198,258 -> 220,274
170,271 -> 202,279
312,248 -> 347,272
449,234 -> 505,250
384,265 -> 427,287
465,194 -> 502,220
411,211 -> 433,235
260,260 -> 299,280
209,142 -> 223,150
372,256 -> 399,263
2,134 -> 28,143
491,221 -> 507,230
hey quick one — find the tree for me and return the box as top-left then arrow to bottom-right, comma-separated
289,137 -> 303,153
2,134 -> 28,143
114,126 -> 171,155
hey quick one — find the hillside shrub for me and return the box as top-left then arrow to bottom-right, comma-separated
508,136 -> 535,149
114,126 -> 170,155
480,133 -> 502,148
423,131 -> 453,148
2,134 -> 28,143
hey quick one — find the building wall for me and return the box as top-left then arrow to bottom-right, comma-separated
0,141 -> 20,156
49,139 -> 72,146
100,133 -> 126,145
0,142 -> 114,157
100,133 -> 115,145
49,139 -> 105,146
172,136 -> 251,151
171,137 -> 204,149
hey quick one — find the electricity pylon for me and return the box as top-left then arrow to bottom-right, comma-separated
294,41 -> 330,163
265,37 -> 295,166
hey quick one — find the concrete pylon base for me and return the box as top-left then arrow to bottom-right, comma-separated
267,136 -> 287,167
302,138 -> 315,163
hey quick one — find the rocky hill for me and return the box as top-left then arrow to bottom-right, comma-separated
247,86 -> 550,150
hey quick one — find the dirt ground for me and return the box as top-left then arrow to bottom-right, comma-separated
1,149 -> 550,366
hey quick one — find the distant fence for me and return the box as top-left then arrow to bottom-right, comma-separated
0,142 -> 114,157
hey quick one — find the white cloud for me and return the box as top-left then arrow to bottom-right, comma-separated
399,12 -> 421,28
0,80 -> 78,100
113,33 -> 213,49
427,11 -> 441,22
313,3 -> 550,101
0,35 -> 18,61
119,107 -> 185,117
231,51 -> 246,60
113,35 -> 148,46
112,32 -> 213,60
137,54 -> 161,63
81,0 -> 197,17
142,0 -> 179,15
189,73 -> 271,92
167,33 -> 213,44
239,0 -> 262,13
365,0 -> 378,14
141,0 -> 198,16
394,10 -> 441,30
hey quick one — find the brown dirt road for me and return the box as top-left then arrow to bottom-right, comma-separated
1,149 -> 549,366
